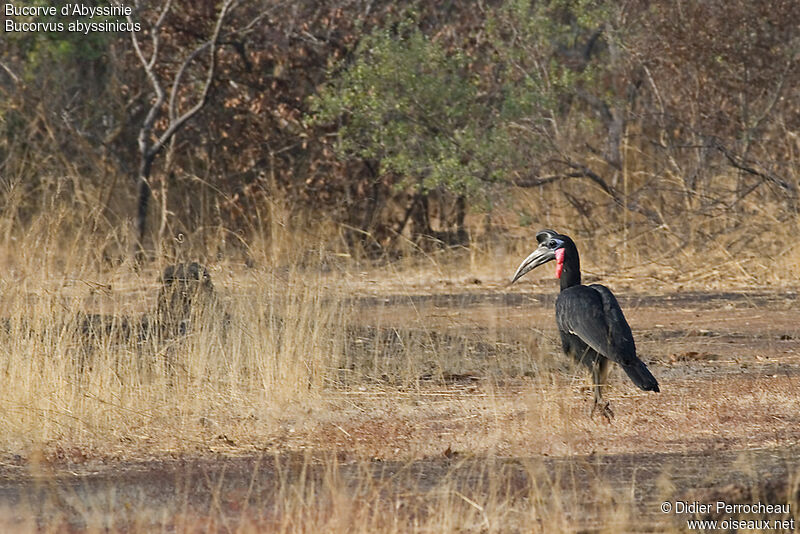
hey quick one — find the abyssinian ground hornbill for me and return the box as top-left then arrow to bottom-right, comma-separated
511,229 -> 659,420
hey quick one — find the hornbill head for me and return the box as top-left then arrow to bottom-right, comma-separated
510,229 -> 573,283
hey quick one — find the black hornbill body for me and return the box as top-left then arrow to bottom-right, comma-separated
511,229 -> 659,419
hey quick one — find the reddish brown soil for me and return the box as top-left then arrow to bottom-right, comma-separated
1,289 -> 799,532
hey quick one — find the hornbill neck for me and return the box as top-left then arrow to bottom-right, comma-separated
560,245 -> 581,290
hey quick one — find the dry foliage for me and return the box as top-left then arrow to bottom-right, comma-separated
1,2 -> 799,531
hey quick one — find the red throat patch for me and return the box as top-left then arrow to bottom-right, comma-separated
555,248 -> 565,278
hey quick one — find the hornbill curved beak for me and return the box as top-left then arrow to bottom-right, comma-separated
510,229 -> 565,283
510,245 -> 556,284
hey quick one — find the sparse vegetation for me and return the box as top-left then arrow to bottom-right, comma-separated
1,0 -> 799,531
0,220 -> 798,531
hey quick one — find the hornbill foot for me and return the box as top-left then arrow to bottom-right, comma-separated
591,401 -> 614,422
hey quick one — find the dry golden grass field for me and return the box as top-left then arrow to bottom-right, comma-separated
0,222 -> 798,533
3,0 -> 800,529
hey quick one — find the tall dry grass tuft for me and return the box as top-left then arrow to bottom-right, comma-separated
0,229 -> 348,457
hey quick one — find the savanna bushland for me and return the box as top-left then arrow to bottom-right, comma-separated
1,1 -> 799,532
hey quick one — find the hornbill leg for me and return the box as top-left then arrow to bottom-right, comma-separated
590,359 -> 614,421
591,401 -> 614,422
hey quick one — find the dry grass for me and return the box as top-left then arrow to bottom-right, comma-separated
0,451 -> 646,533
0,266 -> 343,459
0,198 -> 799,531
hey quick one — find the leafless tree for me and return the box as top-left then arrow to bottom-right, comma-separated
127,0 -> 236,262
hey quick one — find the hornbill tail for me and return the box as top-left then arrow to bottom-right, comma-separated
621,360 -> 660,393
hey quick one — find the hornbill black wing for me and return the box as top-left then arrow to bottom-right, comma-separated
556,284 -> 659,392
556,285 -> 636,366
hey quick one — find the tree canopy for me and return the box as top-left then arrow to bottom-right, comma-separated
1,0 -> 797,261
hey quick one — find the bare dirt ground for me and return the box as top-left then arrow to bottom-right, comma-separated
1,287 -> 799,532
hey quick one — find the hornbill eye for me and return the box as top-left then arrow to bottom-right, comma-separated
548,240 -> 558,249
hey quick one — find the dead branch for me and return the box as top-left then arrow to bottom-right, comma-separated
126,0 -> 236,261
513,160 -> 664,225
712,138 -> 796,194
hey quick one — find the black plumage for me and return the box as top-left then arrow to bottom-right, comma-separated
511,229 -> 659,419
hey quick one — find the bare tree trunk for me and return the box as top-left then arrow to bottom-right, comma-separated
455,194 -> 467,245
410,193 -> 432,243
127,0 -> 236,263
135,154 -> 155,262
